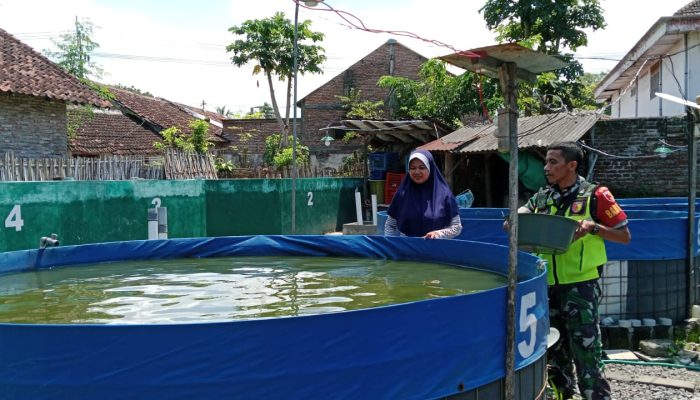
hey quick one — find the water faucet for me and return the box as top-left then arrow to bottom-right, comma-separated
40,234 -> 59,249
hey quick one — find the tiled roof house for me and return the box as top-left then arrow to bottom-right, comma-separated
107,87 -> 228,149
0,27 -> 111,157
68,89 -> 230,157
297,39 -> 428,170
68,108 -> 164,156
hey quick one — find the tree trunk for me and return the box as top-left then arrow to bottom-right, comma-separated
266,71 -> 288,146
284,77 -> 292,149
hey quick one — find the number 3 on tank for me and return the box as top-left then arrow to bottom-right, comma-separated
518,292 -> 537,359
5,205 -> 24,232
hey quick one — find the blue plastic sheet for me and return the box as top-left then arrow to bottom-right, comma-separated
617,197 -> 700,205
379,208 -> 700,260
0,235 -> 548,400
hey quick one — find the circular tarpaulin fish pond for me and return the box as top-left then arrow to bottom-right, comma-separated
0,235 -> 547,400
379,206 -> 700,323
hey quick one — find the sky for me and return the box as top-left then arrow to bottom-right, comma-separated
0,0 -> 693,115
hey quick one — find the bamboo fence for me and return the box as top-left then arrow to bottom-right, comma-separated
0,152 -> 363,181
0,151 -> 217,181
220,164 -> 364,179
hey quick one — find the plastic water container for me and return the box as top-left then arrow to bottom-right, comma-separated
368,152 -> 397,171
517,213 -> 578,254
369,180 -> 385,204
384,172 -> 405,204
456,190 -> 474,208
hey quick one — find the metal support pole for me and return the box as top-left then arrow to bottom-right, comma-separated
500,62 -> 519,400
688,98 -> 698,308
291,2 -> 300,234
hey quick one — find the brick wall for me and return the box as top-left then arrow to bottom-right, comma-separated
592,116 -> 695,197
221,118 -> 300,167
299,40 -> 427,169
0,92 -> 68,157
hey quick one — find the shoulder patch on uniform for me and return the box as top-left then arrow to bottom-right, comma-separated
570,199 -> 587,215
597,186 -> 615,203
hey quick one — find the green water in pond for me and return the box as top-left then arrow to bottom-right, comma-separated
0,256 -> 506,324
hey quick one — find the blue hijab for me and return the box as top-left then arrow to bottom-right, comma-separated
387,149 -> 459,237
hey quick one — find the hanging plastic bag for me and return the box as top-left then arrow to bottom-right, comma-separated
456,189 -> 474,208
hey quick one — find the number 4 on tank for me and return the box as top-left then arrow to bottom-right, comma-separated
5,205 -> 24,232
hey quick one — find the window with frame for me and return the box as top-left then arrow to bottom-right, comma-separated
650,63 -> 660,99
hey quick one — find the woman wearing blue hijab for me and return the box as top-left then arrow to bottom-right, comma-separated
385,149 -> 462,239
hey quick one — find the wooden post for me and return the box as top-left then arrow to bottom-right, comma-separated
444,152 -> 455,191
500,61 -> 519,400
484,154 -> 493,207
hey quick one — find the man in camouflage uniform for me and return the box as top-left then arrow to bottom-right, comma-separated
519,142 -> 631,400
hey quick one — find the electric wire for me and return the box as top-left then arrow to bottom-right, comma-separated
578,140 -> 683,159
294,0 -> 480,59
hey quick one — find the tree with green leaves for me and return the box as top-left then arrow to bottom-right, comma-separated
44,17 -> 103,80
336,88 -> 385,120
480,0 -> 606,114
153,119 -> 212,154
254,102 -> 276,119
264,133 -> 309,169
239,102 -> 277,119
216,106 -> 234,118
377,59 -> 502,128
227,12 -> 325,146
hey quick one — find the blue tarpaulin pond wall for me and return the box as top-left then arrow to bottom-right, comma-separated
379,202 -> 700,323
0,235 -> 548,400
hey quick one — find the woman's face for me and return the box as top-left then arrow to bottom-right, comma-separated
408,158 -> 430,185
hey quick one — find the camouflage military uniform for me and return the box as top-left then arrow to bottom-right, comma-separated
548,280 -> 611,400
526,178 -> 616,400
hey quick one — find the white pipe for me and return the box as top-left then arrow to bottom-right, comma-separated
371,194 -> 378,226
147,208 -> 158,240
157,207 -> 168,239
355,191 -> 363,224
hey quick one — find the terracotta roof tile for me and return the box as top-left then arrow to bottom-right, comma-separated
675,0 -> 700,15
109,87 -> 227,143
0,28 -> 111,107
69,109 -> 163,156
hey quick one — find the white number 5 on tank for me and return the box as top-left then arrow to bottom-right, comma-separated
518,292 -> 537,359
5,204 -> 24,232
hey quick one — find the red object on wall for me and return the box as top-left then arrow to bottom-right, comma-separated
384,172 -> 406,204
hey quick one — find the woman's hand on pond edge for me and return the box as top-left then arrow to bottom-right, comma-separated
423,231 -> 440,239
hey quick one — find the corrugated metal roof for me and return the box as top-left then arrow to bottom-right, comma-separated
440,43 -> 567,83
326,119 -> 451,144
420,112 -> 601,154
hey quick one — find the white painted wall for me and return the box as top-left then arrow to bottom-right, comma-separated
608,31 -> 700,118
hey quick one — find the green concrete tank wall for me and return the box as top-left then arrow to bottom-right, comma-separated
0,178 -> 363,252
205,178 -> 362,235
